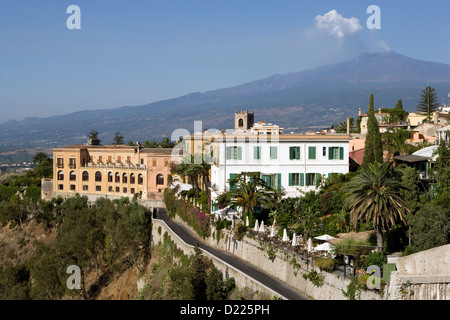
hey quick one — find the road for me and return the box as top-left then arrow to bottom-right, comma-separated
154,208 -> 309,300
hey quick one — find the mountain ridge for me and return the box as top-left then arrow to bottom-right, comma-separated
1,51 -> 450,149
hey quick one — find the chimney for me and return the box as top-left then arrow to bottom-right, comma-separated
358,108 -> 361,116
378,108 -> 381,114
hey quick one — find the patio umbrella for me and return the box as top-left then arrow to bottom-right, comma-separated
307,238 -> 313,253
270,224 -> 275,237
292,233 -> 298,247
315,242 -> 335,252
314,234 -> 335,241
282,229 -> 288,242
259,220 -> 265,233
254,219 -> 259,232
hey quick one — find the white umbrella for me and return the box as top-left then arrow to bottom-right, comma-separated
259,220 -> 265,233
292,233 -> 298,247
307,238 -> 313,253
245,216 -> 249,227
254,219 -> 259,232
314,234 -> 335,241
282,229 -> 288,242
270,224 -> 275,237
315,242 -> 335,252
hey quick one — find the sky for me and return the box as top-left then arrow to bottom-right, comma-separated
1,0 -> 450,122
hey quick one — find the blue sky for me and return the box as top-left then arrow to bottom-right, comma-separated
1,0 -> 450,122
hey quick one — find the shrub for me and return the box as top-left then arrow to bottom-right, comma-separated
315,257 -> 335,272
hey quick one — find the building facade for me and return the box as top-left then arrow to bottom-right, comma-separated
47,141 -> 175,202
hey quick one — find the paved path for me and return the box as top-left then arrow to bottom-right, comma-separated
154,208 -> 309,300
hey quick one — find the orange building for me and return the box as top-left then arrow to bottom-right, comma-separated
43,139 -> 177,202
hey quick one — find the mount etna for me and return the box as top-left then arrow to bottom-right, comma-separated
1,51 -> 450,149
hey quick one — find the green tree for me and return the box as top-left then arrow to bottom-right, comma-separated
416,86 -> 440,121
217,172 -> 277,227
363,93 -> 383,167
189,244 -> 207,300
407,203 -> 449,253
32,152 -> 48,164
344,162 -> 408,251
112,131 -> 124,145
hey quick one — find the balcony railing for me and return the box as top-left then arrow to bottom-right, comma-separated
82,162 -> 147,170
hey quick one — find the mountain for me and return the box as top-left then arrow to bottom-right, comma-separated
1,51 -> 450,150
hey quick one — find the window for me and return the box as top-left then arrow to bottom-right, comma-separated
127,156 -> 131,164
57,170 -> 64,181
116,187 -> 120,192
123,173 -> 128,184
130,173 -> 135,184
328,147 -> 344,160
95,171 -> 102,182
156,174 -> 164,185
164,159 -> 169,167
323,147 -> 327,157
82,171 -> 89,182
270,146 -> 278,160
108,171 -> 113,182
152,159 -> 157,167
138,174 -> 143,185
108,186 -> 113,192
96,186 -> 101,192
98,156 -> 103,163
69,158 -> 76,168
123,187 -> 127,193
83,185 -> 88,191
117,156 -> 122,163
69,171 -> 76,181
308,146 -> 316,160
261,174 -> 281,191
131,188 -> 135,194
58,184 -> 64,190
57,158 -> 64,168
229,174 -> 237,191
289,147 -> 300,160
306,173 -> 321,186
288,173 -> 304,186
254,146 -> 261,160
238,119 -> 244,127
115,172 -> 120,183
226,146 -> 242,160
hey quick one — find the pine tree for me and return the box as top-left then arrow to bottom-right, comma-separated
112,131 -> 124,145
417,86 -> 440,121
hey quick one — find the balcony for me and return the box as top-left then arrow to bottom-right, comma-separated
82,162 -> 147,170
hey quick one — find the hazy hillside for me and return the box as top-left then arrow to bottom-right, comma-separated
1,51 -> 449,149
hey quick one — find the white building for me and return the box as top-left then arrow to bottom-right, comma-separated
202,111 -> 351,211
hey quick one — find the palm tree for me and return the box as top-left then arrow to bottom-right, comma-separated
33,152 -> 48,164
217,172 -> 277,227
344,162 -> 408,251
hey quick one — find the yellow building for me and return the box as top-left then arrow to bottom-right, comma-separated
46,140 -> 177,202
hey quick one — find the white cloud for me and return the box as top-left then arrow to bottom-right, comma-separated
313,9 -> 363,39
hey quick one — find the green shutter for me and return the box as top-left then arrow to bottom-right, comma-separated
305,173 -> 310,186
254,146 -> 260,160
277,173 -> 281,191
339,147 -> 344,160
296,147 -> 300,159
230,173 -> 237,190
289,147 -> 294,160
226,147 -> 231,160
270,146 -> 277,159
237,147 -> 242,160
288,173 -> 293,186
309,146 -> 316,159
328,172 -> 332,179
315,173 -> 320,186
300,173 -> 304,186
328,147 -> 332,160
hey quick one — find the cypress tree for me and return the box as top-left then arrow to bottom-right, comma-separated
363,94 -> 376,166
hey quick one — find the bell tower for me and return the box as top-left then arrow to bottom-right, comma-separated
234,110 -> 254,131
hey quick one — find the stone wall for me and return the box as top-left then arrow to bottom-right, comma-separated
152,217 -> 285,299
388,244 -> 450,300
170,215 -> 384,300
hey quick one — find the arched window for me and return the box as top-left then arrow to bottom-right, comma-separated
57,170 -> 64,181
156,174 -> 164,185
108,171 -> 113,182
130,173 -> 135,184
115,172 -> 120,183
122,173 -> 128,184
70,171 -> 76,181
238,118 -> 244,127
138,174 -> 143,185
95,171 -> 102,182
82,171 -> 89,182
